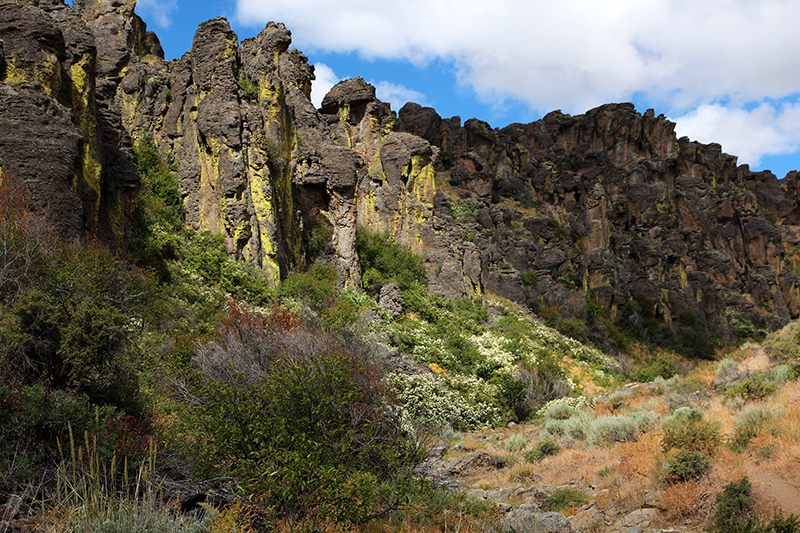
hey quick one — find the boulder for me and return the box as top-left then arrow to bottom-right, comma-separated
379,282 -> 404,318
612,508 -> 659,530
441,451 -> 504,476
500,506 -> 572,533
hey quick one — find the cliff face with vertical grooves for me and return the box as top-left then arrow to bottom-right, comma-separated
2,0 -> 800,343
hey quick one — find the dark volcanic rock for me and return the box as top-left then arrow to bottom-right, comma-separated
0,84 -> 84,241
3,2 -> 800,348
0,0 -> 138,249
320,76 -> 376,115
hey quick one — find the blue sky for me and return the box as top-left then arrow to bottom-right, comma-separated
133,0 -> 800,179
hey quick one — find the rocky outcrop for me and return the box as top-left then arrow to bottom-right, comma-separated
3,0 -> 800,345
0,0 -> 139,249
398,102 -> 800,344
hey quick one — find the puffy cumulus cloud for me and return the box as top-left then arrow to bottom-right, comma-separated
311,63 -> 340,109
234,0 -> 800,115
136,0 -> 178,28
672,102 -> 800,169
373,81 -> 428,113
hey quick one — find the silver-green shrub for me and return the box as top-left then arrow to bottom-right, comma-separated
587,413 -> 654,447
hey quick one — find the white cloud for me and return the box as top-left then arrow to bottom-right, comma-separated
136,0 -> 178,28
672,102 -> 800,169
235,0 -> 800,114
235,0 -> 800,166
311,63 -> 340,109
372,81 -> 427,113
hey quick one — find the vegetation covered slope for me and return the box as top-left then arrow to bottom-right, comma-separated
3,140 -> 800,532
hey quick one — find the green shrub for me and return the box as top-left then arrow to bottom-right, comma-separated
187,308 -> 424,525
545,412 -> 591,441
237,72 -> 259,101
587,414 -> 650,447
279,263 -> 339,312
6,242 -> 152,412
765,321 -> 800,364
219,260 -> 274,304
717,357 -> 740,379
709,477 -> 757,533
541,400 -> 578,421
356,229 -> 426,292
633,352 -> 680,382
730,405 -> 773,452
663,450 -> 711,484
544,487 -> 587,512
520,270 -> 538,289
131,138 -> 184,279
724,377 -> 776,402
525,439 -> 561,463
661,407 -> 721,455
762,364 -> 791,384
497,374 -> 530,422
503,434 -> 528,452
303,213 -> 333,261
401,285 -> 452,323
392,373 -> 501,431
706,477 -> 800,533
183,231 -> 229,284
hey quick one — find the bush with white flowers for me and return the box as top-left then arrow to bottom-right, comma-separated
391,372 -> 501,430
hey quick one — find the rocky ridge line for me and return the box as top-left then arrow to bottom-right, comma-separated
2,0 -> 800,343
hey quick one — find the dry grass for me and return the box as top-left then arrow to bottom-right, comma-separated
616,431 -> 660,481
447,338 -> 800,530
739,349 -> 771,373
661,479 -> 715,521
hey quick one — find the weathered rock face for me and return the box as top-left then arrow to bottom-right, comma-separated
0,0 -> 142,249
3,0 -> 800,344
397,102 -> 800,342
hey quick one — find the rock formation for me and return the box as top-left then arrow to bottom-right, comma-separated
2,0 -> 800,343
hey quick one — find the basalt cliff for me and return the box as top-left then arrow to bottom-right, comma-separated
3,0 -> 800,346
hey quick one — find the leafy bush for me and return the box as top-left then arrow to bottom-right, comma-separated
302,213 -> 333,261
237,72 -> 259,101
520,270 -> 538,289
525,439 -> 561,463
392,373 -> 501,431
724,377 -> 777,402
131,138 -> 184,279
708,477 -> 800,533
540,398 -> 582,421
544,411 -> 591,441
663,450 -> 711,484
187,305 -> 424,525
661,406 -> 721,455
184,231 -> 229,284
764,320 -> 800,361
717,357 -> 740,379
544,487 -> 587,512
5,242 -> 153,412
219,260 -> 274,304
279,263 -> 338,310
356,229 -> 426,292
633,351 -> 681,382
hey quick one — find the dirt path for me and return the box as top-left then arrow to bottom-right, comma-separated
749,468 -> 800,516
